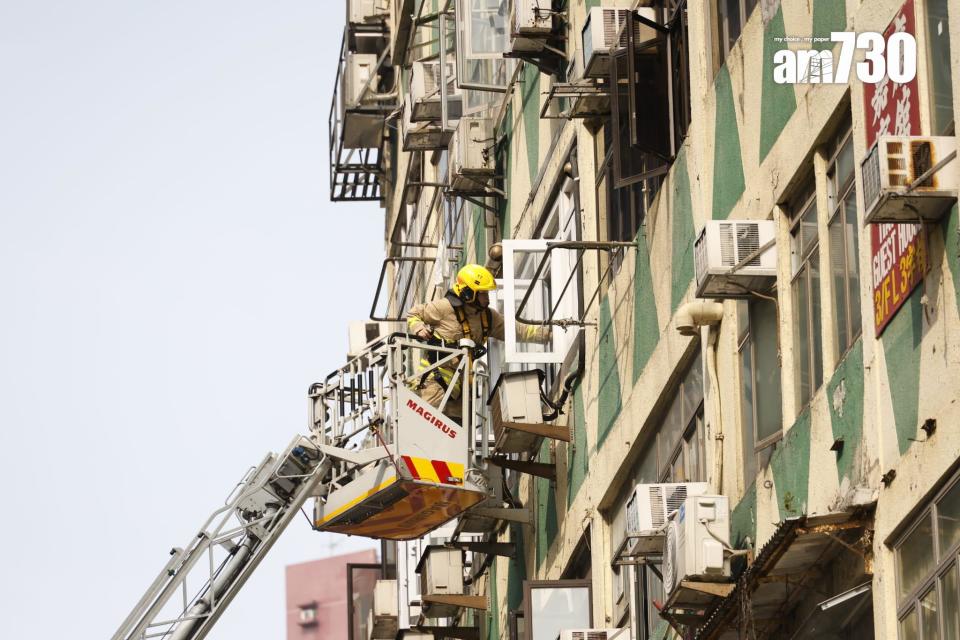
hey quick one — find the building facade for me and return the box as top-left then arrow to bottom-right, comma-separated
328,0 -> 959,638
285,549 -> 379,640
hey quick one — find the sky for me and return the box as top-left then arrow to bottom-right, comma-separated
0,2 -> 383,638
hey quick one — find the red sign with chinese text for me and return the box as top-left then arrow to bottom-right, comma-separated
864,0 -> 926,335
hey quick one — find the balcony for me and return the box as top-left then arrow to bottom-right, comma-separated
329,32 -> 395,202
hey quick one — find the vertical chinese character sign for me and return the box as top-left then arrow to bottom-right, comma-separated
864,0 -> 926,335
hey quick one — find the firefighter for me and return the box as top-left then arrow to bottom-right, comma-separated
406,263 -> 551,418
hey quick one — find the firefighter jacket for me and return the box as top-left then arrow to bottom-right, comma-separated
406,293 -> 552,346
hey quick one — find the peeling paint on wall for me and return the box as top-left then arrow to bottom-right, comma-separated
941,205 -> 960,317
882,289 -> 925,454
828,340 -> 865,482
771,410 -> 812,520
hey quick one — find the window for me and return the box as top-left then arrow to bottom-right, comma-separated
738,296 -> 782,483
895,470 -> 960,638
496,176 -> 582,370
509,610 -> 525,640
523,580 -> 592,640
790,181 -> 824,409
455,0 -> 513,91
597,120 -> 657,243
926,0 -> 955,135
599,2 -> 691,243
713,0 -> 759,70
298,604 -> 318,626
608,354 -> 703,639
826,116 -> 862,358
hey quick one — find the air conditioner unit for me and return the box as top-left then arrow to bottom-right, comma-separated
663,495 -> 731,596
558,629 -> 631,640
410,61 -> 463,122
342,52 -> 379,109
416,545 -> 464,618
694,220 -> 777,299
861,135 -> 958,224
581,7 -> 658,78
448,115 -> 495,194
370,579 -> 398,639
624,482 -> 709,555
402,94 -> 455,151
488,370 -> 550,454
348,0 -> 389,26
510,0 -> 556,53
348,320 -> 402,360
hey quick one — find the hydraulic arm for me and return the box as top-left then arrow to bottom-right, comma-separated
111,435 -> 330,640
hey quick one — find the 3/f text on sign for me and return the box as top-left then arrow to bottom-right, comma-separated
773,31 -> 917,84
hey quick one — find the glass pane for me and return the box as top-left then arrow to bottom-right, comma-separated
682,353 -> 704,422
943,564 -> 960,640
836,136 -> 855,192
921,586 -> 941,640
829,214 -> 850,355
926,0 -> 955,135
810,248 -> 824,390
723,0 -> 742,52
845,194 -> 861,339
530,586 -> 590,640
753,299 -> 783,442
938,480 -> 960,557
685,423 -> 701,482
799,199 -> 819,257
794,268 -> 812,407
901,608 -> 921,640
659,392 -> 684,476
899,515 -> 936,600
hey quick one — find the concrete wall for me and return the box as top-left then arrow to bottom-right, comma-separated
376,0 -> 960,637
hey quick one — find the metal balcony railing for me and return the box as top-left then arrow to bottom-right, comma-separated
329,32 -> 395,202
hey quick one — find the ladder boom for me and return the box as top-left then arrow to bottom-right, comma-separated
112,435 -> 329,640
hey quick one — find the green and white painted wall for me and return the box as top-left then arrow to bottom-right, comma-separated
377,0 -> 960,636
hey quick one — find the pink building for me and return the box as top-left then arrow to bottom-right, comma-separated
285,548 -> 379,640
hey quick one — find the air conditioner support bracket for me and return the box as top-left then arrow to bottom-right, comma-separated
487,456 -> 556,480
444,540 -> 516,558
415,626 -> 480,640
499,421 -> 571,443
421,594 -> 489,611
468,507 -> 532,524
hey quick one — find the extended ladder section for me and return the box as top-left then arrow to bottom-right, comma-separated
309,334 -> 493,540
111,436 -> 330,640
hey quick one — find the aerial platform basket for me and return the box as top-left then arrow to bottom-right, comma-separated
309,335 -> 490,540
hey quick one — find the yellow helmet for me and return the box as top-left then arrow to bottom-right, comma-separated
453,264 -> 496,302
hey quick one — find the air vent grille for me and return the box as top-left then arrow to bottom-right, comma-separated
912,140 -> 934,188
736,223 -> 760,267
718,223 -> 735,267
861,143 -> 881,209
